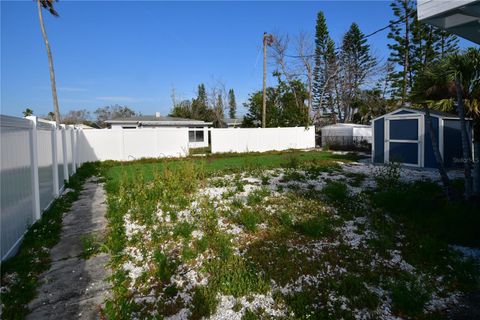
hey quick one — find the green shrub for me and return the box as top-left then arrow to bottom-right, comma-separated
295,216 -> 333,238
207,255 -> 269,298
242,309 -> 259,320
173,221 -> 194,239
390,276 -> 430,318
236,209 -> 262,232
191,285 -> 218,319
278,211 -> 293,228
247,187 -> 270,206
322,181 -> 349,204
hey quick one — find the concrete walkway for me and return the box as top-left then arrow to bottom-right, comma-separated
27,177 -> 111,320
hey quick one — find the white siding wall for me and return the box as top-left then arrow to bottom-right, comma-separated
210,127 -> 315,154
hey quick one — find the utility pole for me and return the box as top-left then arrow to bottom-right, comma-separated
262,32 -> 273,128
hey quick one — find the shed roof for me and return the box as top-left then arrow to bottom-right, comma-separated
372,107 -> 461,121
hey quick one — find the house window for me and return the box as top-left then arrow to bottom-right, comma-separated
189,128 -> 205,142
196,130 -> 204,141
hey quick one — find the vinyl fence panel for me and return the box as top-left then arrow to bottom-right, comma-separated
77,128 -> 189,162
65,128 -> 74,174
56,128 -> 65,189
36,120 -> 55,211
210,126 -> 315,154
0,116 -> 35,260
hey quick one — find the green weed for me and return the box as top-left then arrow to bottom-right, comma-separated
236,208 -> 262,232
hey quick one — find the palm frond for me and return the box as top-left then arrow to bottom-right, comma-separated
38,0 -> 59,17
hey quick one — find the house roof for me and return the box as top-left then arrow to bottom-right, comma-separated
105,116 -> 212,126
417,0 -> 480,44
223,118 -> 243,126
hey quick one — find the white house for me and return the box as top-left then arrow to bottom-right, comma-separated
223,118 -> 243,128
105,113 -> 212,148
417,0 -> 480,44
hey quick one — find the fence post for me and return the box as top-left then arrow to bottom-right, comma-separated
61,125 -> 69,182
75,128 -> 82,169
26,116 -> 41,221
51,122 -> 60,197
70,127 -> 76,174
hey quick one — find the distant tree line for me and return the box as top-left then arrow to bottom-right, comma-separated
21,105 -> 137,128
169,83 -> 237,127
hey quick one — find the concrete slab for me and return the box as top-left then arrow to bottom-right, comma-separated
27,178 -> 111,320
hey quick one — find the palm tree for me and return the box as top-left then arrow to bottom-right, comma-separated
36,0 -> 61,126
22,108 -> 34,117
413,48 -> 480,200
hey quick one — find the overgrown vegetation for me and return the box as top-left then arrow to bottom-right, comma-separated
3,150 -> 478,319
100,151 -> 479,319
0,163 -> 99,319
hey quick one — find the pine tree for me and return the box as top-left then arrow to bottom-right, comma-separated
191,83 -> 208,120
338,23 -> 377,122
312,11 -> 332,113
228,89 -> 237,119
387,0 -> 416,105
216,93 -> 224,118
387,0 -> 458,104
435,29 -> 459,59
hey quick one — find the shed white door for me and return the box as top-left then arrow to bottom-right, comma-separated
384,115 -> 424,167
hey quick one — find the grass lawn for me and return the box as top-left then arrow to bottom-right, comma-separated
101,150 -> 479,319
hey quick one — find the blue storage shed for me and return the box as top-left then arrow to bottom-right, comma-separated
372,108 -> 472,168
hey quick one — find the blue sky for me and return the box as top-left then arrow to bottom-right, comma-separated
1,1 -> 475,118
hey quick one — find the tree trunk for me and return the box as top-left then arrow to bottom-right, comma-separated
473,119 -> 480,196
424,105 -> 455,200
454,76 -> 473,199
37,0 -> 61,126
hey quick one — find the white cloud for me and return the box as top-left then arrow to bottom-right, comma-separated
58,87 -> 88,92
96,96 -> 137,102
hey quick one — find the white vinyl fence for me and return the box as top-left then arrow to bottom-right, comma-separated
1,118 -> 316,261
210,126 -> 316,154
77,128 -> 189,162
0,116 -> 80,261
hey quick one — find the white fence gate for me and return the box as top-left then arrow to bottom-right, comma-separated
0,116 -> 79,261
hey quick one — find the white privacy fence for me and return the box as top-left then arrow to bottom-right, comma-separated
77,128 -> 189,162
0,116 -> 79,261
1,117 -> 315,261
210,126 -> 316,154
